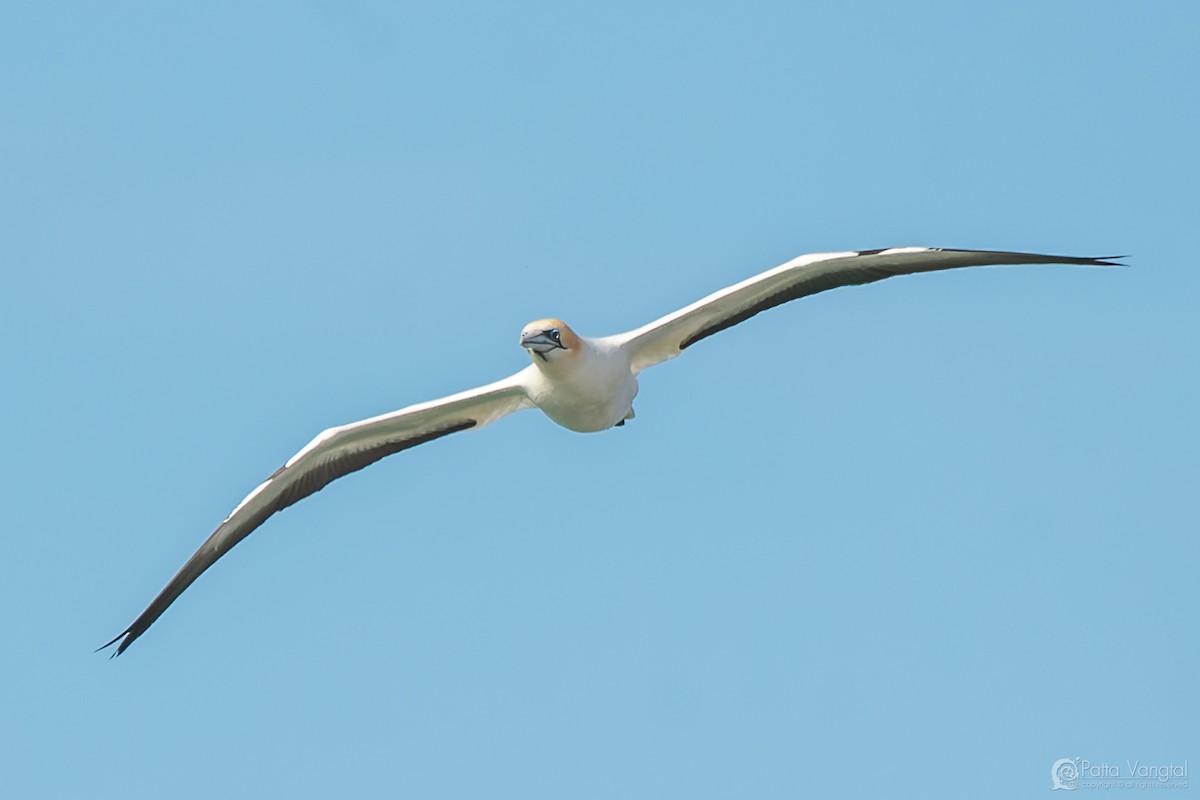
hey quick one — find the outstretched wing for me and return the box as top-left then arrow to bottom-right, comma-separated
102,368 -> 535,656
613,247 -> 1121,374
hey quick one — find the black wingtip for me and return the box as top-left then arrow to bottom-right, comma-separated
96,629 -> 132,658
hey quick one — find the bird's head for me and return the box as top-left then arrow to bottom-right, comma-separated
520,318 -> 580,364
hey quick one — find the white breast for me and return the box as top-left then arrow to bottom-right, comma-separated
524,337 -> 638,432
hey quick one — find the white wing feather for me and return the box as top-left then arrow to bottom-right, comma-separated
613,247 -> 1120,374
103,367 -> 535,655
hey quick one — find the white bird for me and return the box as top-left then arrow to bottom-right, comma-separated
102,247 -> 1118,655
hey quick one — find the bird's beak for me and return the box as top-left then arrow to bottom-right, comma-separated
520,331 -> 565,353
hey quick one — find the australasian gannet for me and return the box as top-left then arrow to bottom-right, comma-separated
101,247 -> 1120,655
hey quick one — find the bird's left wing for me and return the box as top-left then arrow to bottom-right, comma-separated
101,368 -> 535,656
612,247 -> 1121,374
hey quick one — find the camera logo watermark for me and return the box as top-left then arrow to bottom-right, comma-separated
1051,759 -> 1080,790
1051,758 -> 1188,791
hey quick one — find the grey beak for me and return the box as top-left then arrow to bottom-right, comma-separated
520,331 -> 565,353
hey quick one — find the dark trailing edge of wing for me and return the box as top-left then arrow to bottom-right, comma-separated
99,420 -> 477,657
678,249 -> 1123,351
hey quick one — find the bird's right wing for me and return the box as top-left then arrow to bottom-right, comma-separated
101,366 -> 536,656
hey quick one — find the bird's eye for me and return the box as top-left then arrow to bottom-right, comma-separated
550,330 -> 561,341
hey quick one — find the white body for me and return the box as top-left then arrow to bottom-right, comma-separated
521,336 -> 637,432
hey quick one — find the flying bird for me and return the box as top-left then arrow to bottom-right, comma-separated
101,246 -> 1118,655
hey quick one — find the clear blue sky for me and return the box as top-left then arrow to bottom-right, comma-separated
2,2 -> 1195,798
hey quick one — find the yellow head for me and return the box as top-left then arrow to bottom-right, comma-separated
519,318 -> 581,363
